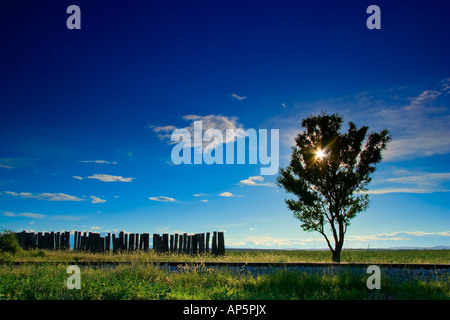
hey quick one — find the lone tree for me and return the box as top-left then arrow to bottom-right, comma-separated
277,113 -> 391,262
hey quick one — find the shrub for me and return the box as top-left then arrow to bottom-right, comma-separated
0,229 -> 21,254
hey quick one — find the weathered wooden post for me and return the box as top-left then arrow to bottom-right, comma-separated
206,232 -> 210,253
129,233 -> 135,251
174,233 -> 179,253
169,234 -> 174,253
218,231 -> 225,255
112,233 -> 117,252
142,233 -> 149,252
178,234 -> 183,253
211,232 -> 218,255
118,231 -> 124,251
162,234 -> 169,253
152,234 -> 158,252
182,233 -> 187,254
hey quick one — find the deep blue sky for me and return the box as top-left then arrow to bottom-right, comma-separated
1,0 -> 449,248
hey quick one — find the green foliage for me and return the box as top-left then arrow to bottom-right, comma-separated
278,113 -> 391,262
0,229 -> 21,254
0,264 -> 447,300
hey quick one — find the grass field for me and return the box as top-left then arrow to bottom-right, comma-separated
0,249 -> 448,300
1,248 -> 449,264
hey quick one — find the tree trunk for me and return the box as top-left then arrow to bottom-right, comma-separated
332,249 -> 341,263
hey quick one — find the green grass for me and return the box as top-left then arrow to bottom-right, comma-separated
0,263 -> 448,300
1,248 -> 449,264
0,249 -> 447,300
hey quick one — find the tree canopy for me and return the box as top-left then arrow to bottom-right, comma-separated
277,113 -> 391,262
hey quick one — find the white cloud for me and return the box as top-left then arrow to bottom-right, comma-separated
200,199 -> 208,203
239,176 -> 275,187
281,103 -> 287,109
90,196 -> 106,204
86,174 -> 134,182
193,193 -> 208,197
78,160 -> 118,164
346,231 -> 450,242
3,211 -> 45,218
228,230 -> 450,248
72,176 -> 84,180
149,196 -> 177,202
219,192 -> 234,197
150,114 -> 247,152
90,226 -> 103,230
1,191 -> 84,201
231,93 -> 246,101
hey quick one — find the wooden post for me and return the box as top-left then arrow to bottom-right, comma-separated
187,235 -> 192,255
174,233 -> 179,253
183,233 -> 188,254
206,232 -> 210,253
162,234 -> 169,253
178,234 -> 183,253
192,234 -> 198,255
65,231 -> 70,250
129,233 -> 135,251
112,234 -> 117,252
142,233 -> 149,252
118,232 -> 124,251
73,231 -> 78,251
106,233 -> 111,251
199,233 -> 205,254
169,235 -> 174,253
153,234 -> 158,252
218,231 -> 225,255
211,232 -> 218,255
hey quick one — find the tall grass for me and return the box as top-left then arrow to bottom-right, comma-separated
0,264 -> 448,300
2,249 -> 449,264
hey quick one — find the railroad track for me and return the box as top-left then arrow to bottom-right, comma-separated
3,261 -> 449,269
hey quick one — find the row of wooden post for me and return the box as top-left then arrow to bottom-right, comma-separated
153,232 -> 225,255
14,230 -> 225,255
15,231 -> 70,250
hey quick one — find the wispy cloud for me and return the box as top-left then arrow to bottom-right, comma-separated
1,191 -> 84,201
149,196 -> 177,202
193,193 -> 209,197
0,157 -> 32,170
271,77 -> 450,163
365,171 -> 450,194
239,176 -> 275,187
78,160 -> 118,164
362,188 -> 449,195
231,93 -> 246,101
3,211 -> 45,219
85,174 -> 134,182
50,215 -> 84,221
90,196 -> 106,204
